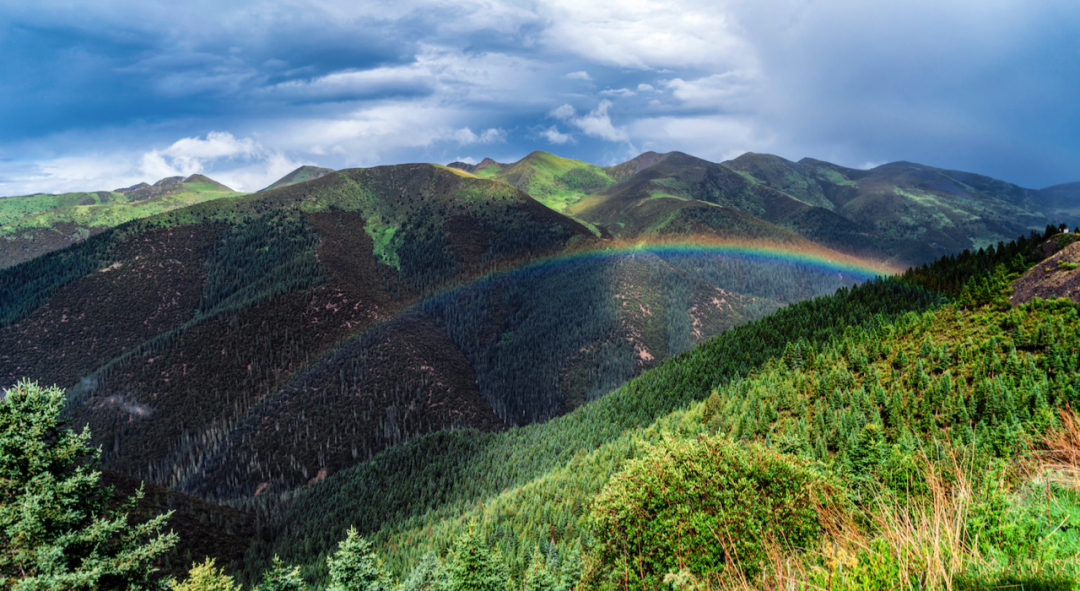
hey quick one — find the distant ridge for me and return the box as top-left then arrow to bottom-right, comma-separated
113,175 -> 234,200
0,174 -> 242,268
447,158 -> 510,178
260,165 -> 335,192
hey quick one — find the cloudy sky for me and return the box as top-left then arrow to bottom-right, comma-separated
1,0 -> 1077,195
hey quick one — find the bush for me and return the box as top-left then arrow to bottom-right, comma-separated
584,436 -> 835,590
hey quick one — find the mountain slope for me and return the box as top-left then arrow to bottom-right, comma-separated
1037,181 -> 1080,227
573,151 -> 924,265
248,233 -> 1075,587
0,175 -> 244,268
0,160 -> 870,515
486,151 -> 618,214
260,165 -> 335,192
726,153 -> 1047,257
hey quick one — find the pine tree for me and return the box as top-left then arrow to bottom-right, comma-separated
522,549 -> 555,591
0,379 -> 177,591
327,527 -> 386,591
447,527 -> 505,591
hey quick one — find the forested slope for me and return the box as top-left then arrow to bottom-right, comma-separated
241,228 -> 1080,590
1,161 -> 869,524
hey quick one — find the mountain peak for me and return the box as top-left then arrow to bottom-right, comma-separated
260,165 -> 335,192
605,151 -> 667,182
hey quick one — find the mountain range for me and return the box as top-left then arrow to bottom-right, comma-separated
2,149 -> 1079,586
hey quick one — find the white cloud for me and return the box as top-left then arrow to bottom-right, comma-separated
540,126 -> 575,145
454,156 -> 478,164
628,114 -> 777,163
600,88 -> 636,97
549,104 -> 576,120
662,71 -> 757,108
138,131 -> 263,183
454,127 -> 507,145
454,128 -> 480,144
565,100 -> 631,143
565,71 -> 592,81
537,0 -> 752,71
212,152 -> 313,192
637,83 -> 655,92
860,160 -> 887,170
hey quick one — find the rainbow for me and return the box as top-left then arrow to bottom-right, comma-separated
275,236 -> 901,392
421,235 -> 902,304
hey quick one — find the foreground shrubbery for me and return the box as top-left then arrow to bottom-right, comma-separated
585,437 -> 836,589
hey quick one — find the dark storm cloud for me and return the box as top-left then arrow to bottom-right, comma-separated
1,0 -> 1077,194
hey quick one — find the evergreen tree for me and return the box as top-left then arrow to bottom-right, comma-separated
254,557 -> 307,591
0,379 -> 177,591
522,549 -> 555,591
399,553 -> 449,591
171,559 -> 241,591
327,527 -> 385,591
447,527 -> 504,591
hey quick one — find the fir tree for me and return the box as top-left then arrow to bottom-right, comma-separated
327,527 -> 386,591
448,527 -> 504,591
0,379 -> 177,591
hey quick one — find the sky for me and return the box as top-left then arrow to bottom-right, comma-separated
1,0 -> 1078,195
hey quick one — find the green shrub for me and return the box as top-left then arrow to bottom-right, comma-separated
584,436 -> 835,590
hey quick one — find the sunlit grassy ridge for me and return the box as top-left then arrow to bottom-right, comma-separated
490,152 -> 617,214
0,187 -> 245,236
0,179 -> 245,268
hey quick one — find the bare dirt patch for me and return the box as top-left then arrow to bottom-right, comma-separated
1011,241 -> 1080,305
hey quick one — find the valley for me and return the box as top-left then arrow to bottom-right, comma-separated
2,149 -> 1079,589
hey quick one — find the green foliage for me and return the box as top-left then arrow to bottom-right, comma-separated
250,275 -> 942,581
903,229 -> 1046,298
585,437 -> 830,589
446,528 -> 505,591
327,528 -> 387,591
171,559 -> 241,591
958,264 -> 1017,308
0,182 -> 245,269
197,211 -> 326,317
398,554 -> 449,591
0,379 -> 178,590
254,557 -> 307,591
489,152 -> 616,213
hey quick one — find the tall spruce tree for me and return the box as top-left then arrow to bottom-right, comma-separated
0,379 -> 177,591
447,527 -> 504,591
327,527 -> 385,591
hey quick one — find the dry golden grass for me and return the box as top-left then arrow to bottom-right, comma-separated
1039,407 -> 1080,490
702,448 -> 985,591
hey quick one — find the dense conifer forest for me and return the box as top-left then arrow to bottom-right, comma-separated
4,158 -> 1080,590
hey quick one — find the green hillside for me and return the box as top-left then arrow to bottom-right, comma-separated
487,151 -> 617,214
7,149 -> 1080,590
571,151 -> 926,265
0,174 -> 245,268
0,158 -> 869,550
728,154 -> 1048,258
260,165 -> 335,192
238,228 -> 1079,590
